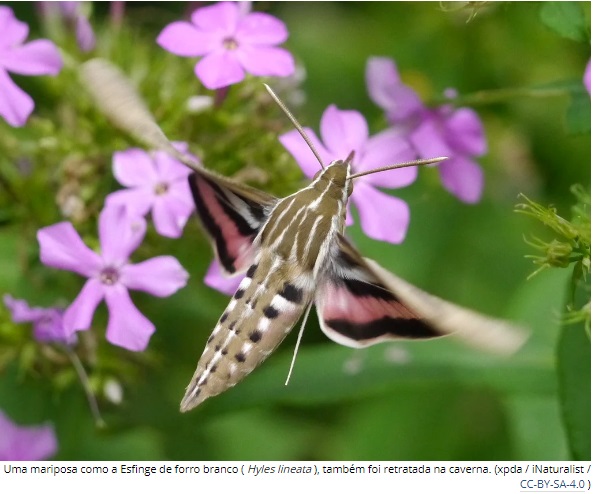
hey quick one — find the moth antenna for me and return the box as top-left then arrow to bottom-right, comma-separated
285,302 -> 313,386
346,156 -> 449,181
263,83 -> 326,170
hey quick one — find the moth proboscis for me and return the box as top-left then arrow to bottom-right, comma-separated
80,58 -> 529,413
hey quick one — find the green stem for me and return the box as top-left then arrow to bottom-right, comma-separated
0,169 -> 23,205
434,85 -> 574,107
64,347 -> 106,428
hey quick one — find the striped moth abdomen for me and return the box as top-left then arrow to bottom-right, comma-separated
180,162 -> 351,410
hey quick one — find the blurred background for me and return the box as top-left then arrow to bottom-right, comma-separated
0,2 -> 590,460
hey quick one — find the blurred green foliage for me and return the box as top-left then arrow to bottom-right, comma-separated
0,2 -> 590,460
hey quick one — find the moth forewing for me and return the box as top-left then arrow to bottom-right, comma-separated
187,169 -> 278,275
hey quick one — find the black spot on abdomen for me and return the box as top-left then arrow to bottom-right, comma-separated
249,330 -> 262,342
279,283 -> 302,304
263,305 -> 279,319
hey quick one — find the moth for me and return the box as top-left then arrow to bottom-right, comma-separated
81,59 -> 528,413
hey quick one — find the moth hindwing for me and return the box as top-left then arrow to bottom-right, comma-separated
79,59 -> 528,413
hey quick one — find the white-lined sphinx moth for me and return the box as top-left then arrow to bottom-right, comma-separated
81,59 -> 528,413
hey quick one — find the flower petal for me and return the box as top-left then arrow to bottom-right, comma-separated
120,256 -> 189,297
204,260 -> 242,295
33,309 -> 74,345
439,156 -> 484,204
352,183 -> 410,244
320,105 -> 369,158
366,57 -> 400,110
235,46 -> 295,77
157,21 -> 215,57
191,2 -> 240,34
0,68 -> 34,127
444,107 -> 487,157
75,15 -> 96,53
104,188 -> 155,218
99,205 -> 147,264
236,45 -> 294,77
167,179 -> 195,208
236,12 -> 288,45
113,148 -> 158,187
151,196 -> 194,238
3,295 -> 42,323
195,50 -> 245,89
0,7 -> 28,48
37,222 -> 101,277
57,2 -> 77,16
279,128 -> 332,178
366,57 -> 423,122
63,278 -> 104,335
3,295 -> 72,344
153,150 -> 192,182
104,286 -> 155,351
0,412 -> 57,461
358,127 -> 417,188
345,204 -> 354,227
0,40 -> 62,76
409,113 -> 453,159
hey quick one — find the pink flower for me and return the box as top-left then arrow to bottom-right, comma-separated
0,6 -> 63,127
3,295 -> 75,345
366,57 -> 486,203
38,2 -> 96,53
54,2 -> 96,52
37,206 -> 189,351
0,410 -> 57,461
105,147 -> 194,238
204,260 -> 242,296
157,1 -> 295,89
280,105 -> 417,244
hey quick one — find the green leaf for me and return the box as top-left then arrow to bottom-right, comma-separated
503,395 -> 569,459
540,2 -> 588,42
566,89 -> 591,134
558,282 -> 591,460
331,387 -> 513,460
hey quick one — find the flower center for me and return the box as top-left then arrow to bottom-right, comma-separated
100,266 -> 120,286
222,36 -> 239,50
39,313 -> 53,325
154,182 -> 169,195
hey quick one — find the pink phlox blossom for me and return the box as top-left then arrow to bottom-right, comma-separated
0,6 -> 63,126
3,295 -> 75,345
105,145 -> 195,238
37,205 -> 189,352
366,57 -> 486,203
55,2 -> 96,52
0,410 -> 57,461
157,1 -> 295,89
